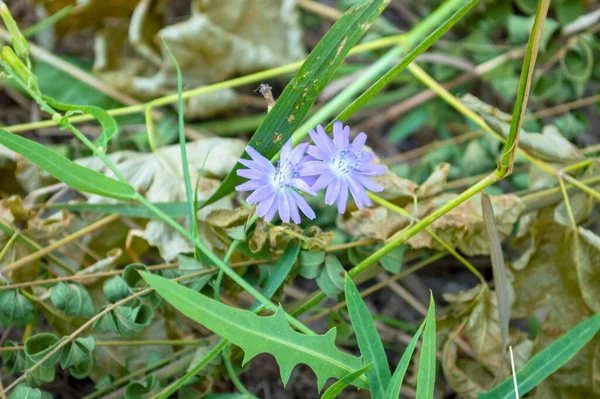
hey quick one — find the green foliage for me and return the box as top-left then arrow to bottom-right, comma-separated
416,293 -> 436,399
24,333 -> 61,385
479,313 -> 600,399
43,95 -> 118,152
103,275 -> 131,303
142,272 -> 368,390
379,245 -> 406,274
2,340 -> 26,375
204,0 -> 389,206
251,243 -> 299,311
93,304 -> 154,338
0,289 -> 35,326
50,282 -> 94,317
0,128 -> 136,200
125,375 -> 160,399
345,275 -> 390,398
8,385 -> 52,399
299,250 -> 326,279
59,337 -> 95,379
321,364 -> 371,399
385,322 -> 425,398
316,255 -> 345,297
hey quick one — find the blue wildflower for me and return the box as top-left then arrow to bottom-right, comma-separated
299,121 -> 386,213
236,139 -> 316,224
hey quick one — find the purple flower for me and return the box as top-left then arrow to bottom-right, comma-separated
236,139 -> 316,224
299,121 -> 386,213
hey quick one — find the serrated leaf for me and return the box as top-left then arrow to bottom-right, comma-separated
2,340 -> 26,375
251,243 -> 300,311
345,275 -> 390,399
0,128 -> 137,200
203,0 -> 390,206
141,272 -> 367,391
321,363 -> 371,399
385,321 -> 425,399
0,289 -> 34,325
8,385 -> 52,399
299,250 -> 326,279
416,293 -> 436,399
316,255 -> 345,297
24,333 -> 61,385
103,275 -> 131,303
478,313 -> 600,399
43,95 -> 118,152
59,336 -> 95,379
50,282 -> 94,317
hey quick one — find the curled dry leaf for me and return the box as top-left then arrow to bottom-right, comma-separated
77,137 -> 245,261
338,206 -> 409,242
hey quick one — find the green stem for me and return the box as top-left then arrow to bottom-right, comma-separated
224,344 -> 259,399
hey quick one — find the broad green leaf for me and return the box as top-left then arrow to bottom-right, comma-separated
2,340 -> 26,375
345,274 -> 390,399
59,336 -> 95,379
203,0 -> 389,206
321,363 -> 371,399
178,253 -> 213,292
299,250 -> 326,279
24,333 -> 61,385
141,272 -> 367,390
385,322 -> 425,399
478,313 -> 600,399
0,128 -> 136,200
316,255 -> 345,297
251,243 -> 300,311
103,275 -> 131,303
416,293 -> 436,399
379,245 -> 406,274
50,282 -> 94,317
0,289 -> 34,325
47,201 -> 191,218
123,264 -> 150,294
43,95 -> 118,151
8,385 -> 52,399
93,304 -> 154,338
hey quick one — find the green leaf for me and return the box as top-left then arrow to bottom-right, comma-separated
203,0 -> 389,206
103,275 -> 131,303
385,321 -> 425,399
8,385 -> 52,399
321,363 -> 371,399
251,243 -> 300,311
178,253 -> 213,292
50,282 -> 94,317
2,340 -> 26,375
122,264 -> 150,294
415,293 -> 436,399
24,333 -> 61,385
316,255 -> 345,297
125,374 -> 160,399
141,272 -> 367,390
379,245 -> 406,274
59,336 -> 95,379
345,275 -> 390,399
299,250 -> 326,279
93,304 -> 154,338
0,128 -> 137,200
47,201 -> 190,219
507,14 -> 559,52
388,108 -> 429,144
0,289 -> 34,325
43,95 -> 118,152
479,313 -> 600,399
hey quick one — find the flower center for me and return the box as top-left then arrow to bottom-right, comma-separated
272,161 -> 296,190
332,149 -> 356,175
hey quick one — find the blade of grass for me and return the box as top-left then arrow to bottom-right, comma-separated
321,364 -> 371,399
384,321 -> 425,399
162,39 -> 198,241
479,313 -> 600,399
415,293 -> 436,399
345,274 -> 391,398
481,193 -> 511,354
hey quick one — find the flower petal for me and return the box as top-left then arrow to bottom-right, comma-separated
298,161 -> 331,176
337,179 -> 349,214
312,171 -> 336,191
290,142 -> 309,165
353,173 -> 384,192
280,139 -> 293,163
245,146 -> 272,170
278,193 -> 291,223
256,192 -> 276,217
347,177 -> 368,209
287,192 -> 302,224
291,178 -> 316,196
325,177 -> 341,205
351,132 -> 367,152
289,190 -> 316,220
247,185 -> 275,205
237,168 -> 267,180
236,180 -> 264,192
265,195 -> 279,222
333,121 -> 346,151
